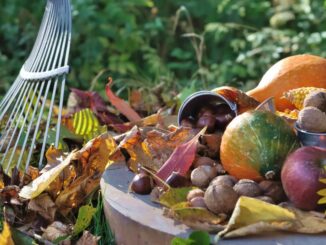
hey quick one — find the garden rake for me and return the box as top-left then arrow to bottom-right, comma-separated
0,0 -> 71,173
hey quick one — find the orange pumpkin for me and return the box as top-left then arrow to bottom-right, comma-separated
247,54 -> 326,111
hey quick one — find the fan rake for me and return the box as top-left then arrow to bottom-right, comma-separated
0,0 -> 72,173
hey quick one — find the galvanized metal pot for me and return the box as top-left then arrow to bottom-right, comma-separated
177,90 -> 237,126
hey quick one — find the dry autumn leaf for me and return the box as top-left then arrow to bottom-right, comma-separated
19,151 -> 77,199
105,78 -> 141,122
54,133 -> 117,215
218,197 -> 295,238
112,126 -> 195,172
217,197 -> 326,239
156,128 -> 206,181
42,221 -> 72,242
76,230 -> 100,245
55,175 -> 99,215
168,208 -> 226,233
28,194 -> 56,222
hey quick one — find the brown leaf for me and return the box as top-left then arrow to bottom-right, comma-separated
19,151 -> 77,200
46,146 -> 64,165
42,221 -> 71,242
0,185 -> 20,203
28,194 -> 56,222
26,167 -> 40,181
113,126 -> 195,172
105,78 -> 141,122
212,86 -> 259,114
76,230 -> 100,245
55,175 -> 99,215
47,164 -> 77,200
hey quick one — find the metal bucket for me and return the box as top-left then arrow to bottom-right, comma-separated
177,90 -> 237,126
295,123 -> 326,148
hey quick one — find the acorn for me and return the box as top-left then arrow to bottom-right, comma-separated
130,173 -> 153,195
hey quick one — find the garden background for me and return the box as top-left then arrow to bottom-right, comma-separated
1,0 -> 326,103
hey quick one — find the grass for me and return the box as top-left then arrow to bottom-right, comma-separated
90,191 -> 115,245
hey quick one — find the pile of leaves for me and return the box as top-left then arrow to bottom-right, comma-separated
0,79 -> 180,244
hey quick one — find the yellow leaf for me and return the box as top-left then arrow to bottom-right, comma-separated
71,108 -> 107,141
320,178 -> 326,184
218,197 -> 326,239
317,188 -> 326,196
19,151 -> 77,199
159,187 -> 195,208
0,222 -> 14,245
318,196 -> 326,204
218,197 -> 296,238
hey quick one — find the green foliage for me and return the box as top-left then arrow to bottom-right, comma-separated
73,204 -> 97,236
90,191 -> 115,245
1,0 -> 326,99
172,231 -> 210,245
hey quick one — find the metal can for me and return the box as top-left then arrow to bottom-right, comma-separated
177,90 -> 238,127
295,123 -> 326,148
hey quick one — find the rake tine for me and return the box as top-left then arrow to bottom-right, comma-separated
0,0 -> 72,172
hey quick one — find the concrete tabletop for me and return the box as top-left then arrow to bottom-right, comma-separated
100,163 -> 326,245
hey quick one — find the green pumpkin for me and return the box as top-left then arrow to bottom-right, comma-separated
220,110 -> 300,181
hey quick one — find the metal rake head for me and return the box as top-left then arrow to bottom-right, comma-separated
0,0 -> 71,173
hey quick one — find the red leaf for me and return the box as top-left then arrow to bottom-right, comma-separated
69,88 -> 122,125
105,78 -> 141,122
156,128 -> 206,182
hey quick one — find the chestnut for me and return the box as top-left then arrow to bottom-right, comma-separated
196,115 -> 216,133
214,104 -> 235,130
198,106 -> 215,118
166,172 -> 190,188
131,173 -> 153,195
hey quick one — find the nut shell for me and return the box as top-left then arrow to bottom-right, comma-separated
210,175 -> 237,187
303,91 -> 326,113
255,196 -> 275,204
186,189 -> 205,202
297,106 -> 326,133
204,184 -> 239,214
193,156 -> 216,168
189,197 -> 207,208
258,180 -> 286,203
233,179 -> 262,197
191,165 -> 217,188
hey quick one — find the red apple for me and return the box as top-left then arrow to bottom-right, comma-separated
281,146 -> 326,210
